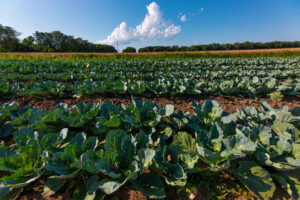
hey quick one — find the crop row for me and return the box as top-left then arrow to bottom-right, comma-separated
1,58 -> 300,81
0,99 -> 299,199
2,57 -> 299,72
2,67 -> 300,82
1,77 -> 299,99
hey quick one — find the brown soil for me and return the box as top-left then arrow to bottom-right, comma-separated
2,48 -> 300,57
17,191 -> 72,200
17,179 -> 72,200
17,184 -> 146,200
15,182 -> 292,200
1,95 -> 299,113
108,185 -> 147,200
13,171 -> 293,200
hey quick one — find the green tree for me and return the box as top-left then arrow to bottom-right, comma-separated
122,47 -> 136,53
32,31 -> 117,52
0,24 -> 21,52
21,36 -> 35,52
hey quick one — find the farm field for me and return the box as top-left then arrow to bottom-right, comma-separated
2,47 -> 300,57
0,55 -> 300,200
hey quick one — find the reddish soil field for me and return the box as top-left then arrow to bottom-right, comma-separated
1,48 -> 300,57
1,95 -> 299,113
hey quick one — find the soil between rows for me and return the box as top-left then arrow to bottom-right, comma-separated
1,95 -> 299,113
14,172 -> 291,200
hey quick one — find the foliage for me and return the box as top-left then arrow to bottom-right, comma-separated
0,24 -> 117,53
0,57 -> 299,99
122,47 -> 136,53
0,77 -> 299,99
138,41 -> 300,52
0,100 -> 299,199
269,91 -> 284,101
0,24 -> 21,52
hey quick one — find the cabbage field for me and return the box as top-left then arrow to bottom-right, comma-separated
0,56 -> 300,200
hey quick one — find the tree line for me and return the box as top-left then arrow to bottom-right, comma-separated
0,24 -> 117,52
138,41 -> 300,52
2,24 -> 300,53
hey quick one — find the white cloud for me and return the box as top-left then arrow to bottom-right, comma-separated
180,15 -> 187,22
97,2 -> 181,45
200,8 -> 204,12
163,24 -> 181,38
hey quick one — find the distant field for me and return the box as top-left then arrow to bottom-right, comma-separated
1,50 -> 300,200
1,47 -> 300,57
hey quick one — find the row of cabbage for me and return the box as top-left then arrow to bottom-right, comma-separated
1,58 -> 300,82
1,77 -> 299,99
2,67 -> 299,82
0,99 -> 300,199
2,57 -> 299,73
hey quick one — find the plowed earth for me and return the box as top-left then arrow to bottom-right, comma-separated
2,47 -> 300,57
1,95 -> 299,113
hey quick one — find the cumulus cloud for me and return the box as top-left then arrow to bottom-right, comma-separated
180,15 -> 187,22
97,2 -> 181,45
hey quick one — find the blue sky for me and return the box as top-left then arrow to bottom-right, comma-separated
0,0 -> 300,50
